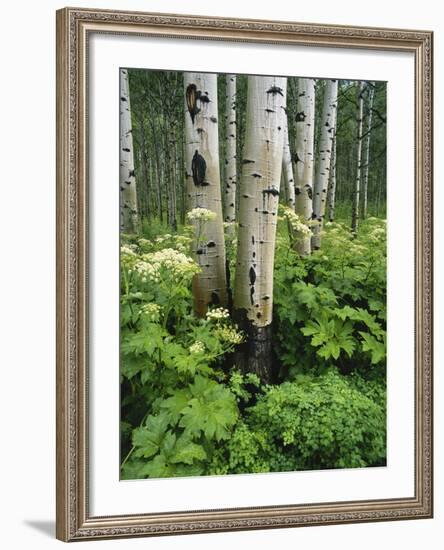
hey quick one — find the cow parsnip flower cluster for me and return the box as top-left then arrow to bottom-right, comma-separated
121,244 -> 137,256
281,207 -> 311,236
187,207 -> 217,222
129,248 -> 200,284
367,226 -> 386,242
139,303 -> 161,322
121,244 -> 138,268
189,341 -> 205,354
320,219 -> 386,262
149,234 -> 193,253
206,307 -> 230,322
215,325 -> 245,345
154,234 -> 172,244
174,235 -> 193,253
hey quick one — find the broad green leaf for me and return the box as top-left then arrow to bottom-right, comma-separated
160,390 -> 190,424
132,414 -> 170,458
171,436 -> 207,465
359,332 -> 386,364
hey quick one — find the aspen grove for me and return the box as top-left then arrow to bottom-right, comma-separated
120,69 -> 387,480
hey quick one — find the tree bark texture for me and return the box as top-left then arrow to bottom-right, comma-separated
120,69 -> 139,233
223,75 -> 237,229
312,79 -> 338,249
233,76 -> 287,382
362,83 -> 375,220
282,107 -> 295,210
351,81 -> 365,235
326,134 -> 337,222
293,78 -> 316,256
184,73 -> 228,316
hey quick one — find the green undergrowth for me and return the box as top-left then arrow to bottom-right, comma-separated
120,215 -> 387,479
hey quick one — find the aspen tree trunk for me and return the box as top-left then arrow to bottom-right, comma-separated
362,83 -> 375,220
293,78 -> 316,255
326,134 -> 337,222
149,114 -> 163,221
184,73 -> 228,316
138,118 -> 151,221
351,82 -> 365,235
311,79 -> 338,249
165,121 -> 177,230
120,69 -> 139,233
170,127 -> 178,231
233,76 -> 287,383
282,107 -> 295,210
224,75 -> 237,229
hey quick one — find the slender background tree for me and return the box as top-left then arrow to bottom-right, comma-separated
312,79 -> 338,249
120,68 -> 139,233
293,78 -> 316,256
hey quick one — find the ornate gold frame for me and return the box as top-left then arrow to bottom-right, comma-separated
56,7 -> 433,542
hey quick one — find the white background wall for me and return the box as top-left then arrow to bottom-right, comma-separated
0,0 -> 441,548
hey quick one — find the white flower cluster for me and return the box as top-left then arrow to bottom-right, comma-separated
215,325 -> 244,345
206,307 -> 230,322
370,227 -> 386,238
121,244 -> 137,256
129,248 -> 199,284
174,235 -> 192,253
154,234 -> 172,244
131,259 -> 161,283
282,208 -> 311,236
187,208 -> 217,222
121,244 -> 138,268
189,341 -> 205,354
139,303 -> 161,322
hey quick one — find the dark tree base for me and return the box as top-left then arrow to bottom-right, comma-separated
234,309 -> 275,384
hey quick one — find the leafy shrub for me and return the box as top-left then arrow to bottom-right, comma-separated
274,218 -> 386,379
211,370 -> 386,473
120,234 -> 245,479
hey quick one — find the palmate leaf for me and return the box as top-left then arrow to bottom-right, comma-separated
136,433 -> 207,478
300,319 -> 324,339
121,303 -> 134,326
121,323 -> 167,356
132,414 -> 170,458
141,456 -> 204,478
160,390 -> 191,424
179,398 -> 235,441
359,331 -> 386,364
179,377 -> 238,441
140,454 -> 171,478
121,458 -> 148,480
171,435 -> 207,465
120,355 -> 146,380
301,317 -> 355,360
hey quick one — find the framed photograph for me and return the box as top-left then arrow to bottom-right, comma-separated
56,7 -> 433,542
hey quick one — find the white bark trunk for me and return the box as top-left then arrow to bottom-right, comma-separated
234,76 -> 286,327
233,76 -> 286,381
293,78 -> 316,255
184,73 -> 227,316
326,134 -> 337,222
312,79 -> 339,249
362,83 -> 375,219
223,75 -> 237,229
282,108 -> 295,210
120,69 -> 139,233
351,81 -> 365,234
